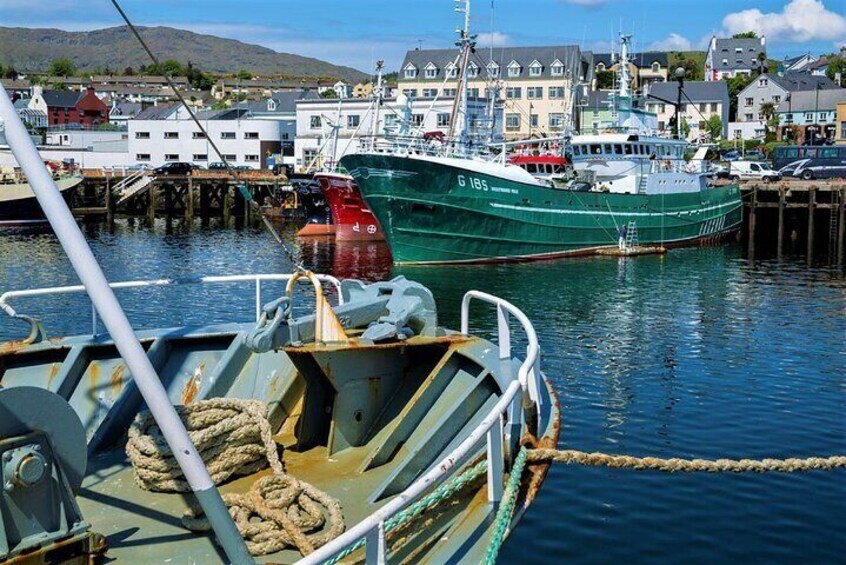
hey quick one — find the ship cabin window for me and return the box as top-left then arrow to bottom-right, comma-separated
603,144 -> 612,154
624,144 -> 633,155
590,144 -> 602,155
525,164 -> 537,173
573,145 -> 582,155
613,144 -> 623,154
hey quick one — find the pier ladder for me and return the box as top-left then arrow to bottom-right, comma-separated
624,221 -> 639,250
829,189 -> 841,257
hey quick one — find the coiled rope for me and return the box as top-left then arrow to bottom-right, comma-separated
126,398 -> 344,557
484,446 -> 846,563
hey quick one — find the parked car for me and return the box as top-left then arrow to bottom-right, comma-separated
208,162 -> 227,171
727,161 -> 781,182
743,149 -> 765,160
721,150 -> 741,162
153,162 -> 196,176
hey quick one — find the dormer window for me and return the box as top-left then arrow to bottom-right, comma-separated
403,63 -> 418,79
735,47 -> 742,53
424,62 -> 438,79
651,62 -> 660,72
467,62 -> 479,78
267,99 -> 277,111
445,62 -> 458,79
550,59 -> 564,76
596,62 -> 606,71
507,60 -> 521,78
529,60 -> 543,77
486,61 -> 500,78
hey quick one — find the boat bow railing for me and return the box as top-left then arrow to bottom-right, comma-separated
299,290 -> 542,565
0,273 -> 343,341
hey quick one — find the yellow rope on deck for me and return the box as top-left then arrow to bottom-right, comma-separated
527,448 -> 846,472
126,398 -> 344,557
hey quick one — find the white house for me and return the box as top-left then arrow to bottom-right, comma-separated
333,81 -> 353,99
128,104 -> 284,168
294,96 -> 500,170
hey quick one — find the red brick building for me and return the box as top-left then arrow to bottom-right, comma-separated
31,86 -> 109,127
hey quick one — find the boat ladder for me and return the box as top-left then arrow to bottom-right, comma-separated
829,189 -> 841,259
637,172 -> 648,194
624,221 -> 639,250
116,173 -> 156,205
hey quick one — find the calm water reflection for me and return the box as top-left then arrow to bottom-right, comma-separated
1,218 -> 844,563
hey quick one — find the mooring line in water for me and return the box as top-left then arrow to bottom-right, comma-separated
484,446 -> 846,563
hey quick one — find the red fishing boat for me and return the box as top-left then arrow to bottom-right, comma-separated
314,171 -> 384,241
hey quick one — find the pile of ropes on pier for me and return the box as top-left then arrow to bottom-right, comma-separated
126,398 -> 344,557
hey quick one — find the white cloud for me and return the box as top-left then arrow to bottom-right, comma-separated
476,32 -> 511,47
720,0 -> 846,43
648,33 -> 692,51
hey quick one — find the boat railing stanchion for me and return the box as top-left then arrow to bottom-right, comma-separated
365,521 -> 387,564
487,414 -> 505,503
0,81 -> 255,564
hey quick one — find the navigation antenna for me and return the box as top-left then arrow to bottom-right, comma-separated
371,60 -> 384,150
108,0 -> 304,270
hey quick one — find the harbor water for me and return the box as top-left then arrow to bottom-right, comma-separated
1,219 -> 844,563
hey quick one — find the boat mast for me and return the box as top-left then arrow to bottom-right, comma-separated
0,81 -> 254,564
371,59 -> 384,150
447,0 -> 474,152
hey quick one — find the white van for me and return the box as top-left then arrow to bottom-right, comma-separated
728,161 -> 782,182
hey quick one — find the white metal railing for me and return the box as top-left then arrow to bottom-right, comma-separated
299,290 -> 541,565
0,273 -> 344,338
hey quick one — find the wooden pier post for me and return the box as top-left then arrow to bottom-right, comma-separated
105,177 -> 114,225
807,187 -> 816,258
838,187 -> 846,265
776,187 -> 785,258
185,177 -> 194,222
147,184 -> 156,225
223,186 -> 233,226
748,186 -> 757,258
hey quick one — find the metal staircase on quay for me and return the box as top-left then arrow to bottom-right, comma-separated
115,172 -> 155,205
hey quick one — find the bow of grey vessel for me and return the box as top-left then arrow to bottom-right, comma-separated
0,271 -> 559,564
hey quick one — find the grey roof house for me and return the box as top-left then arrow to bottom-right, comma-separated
705,36 -> 767,81
647,80 -> 729,137
736,72 -> 841,123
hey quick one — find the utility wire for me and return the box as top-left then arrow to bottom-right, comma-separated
109,0 -> 303,269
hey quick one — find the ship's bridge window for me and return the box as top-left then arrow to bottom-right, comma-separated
614,144 -> 623,154
590,144 -> 601,155
624,144 -> 633,155
526,164 -> 538,173
603,144 -> 612,154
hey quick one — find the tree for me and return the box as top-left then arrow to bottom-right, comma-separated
724,73 -> 753,121
759,101 -> 776,125
595,70 -> 614,90
673,55 -> 700,81
237,69 -> 253,80
825,57 -> 846,87
159,59 -> 183,77
2,65 -> 19,79
48,58 -> 76,77
321,89 -> 338,99
732,31 -> 758,39
123,66 -> 136,76
705,114 -> 723,141
679,117 -> 691,139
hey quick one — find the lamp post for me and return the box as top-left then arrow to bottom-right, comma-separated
813,83 -> 821,144
785,92 -> 792,142
674,67 -> 685,140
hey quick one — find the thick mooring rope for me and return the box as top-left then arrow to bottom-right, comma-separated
483,445 -> 846,563
126,398 -> 344,556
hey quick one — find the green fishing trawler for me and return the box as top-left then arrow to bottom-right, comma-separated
342,34 -> 741,265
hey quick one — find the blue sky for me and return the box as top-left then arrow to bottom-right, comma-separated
1,0 -> 844,72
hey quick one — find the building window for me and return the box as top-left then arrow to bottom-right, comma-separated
530,114 -> 539,128
840,121 -> 846,139
507,62 -> 521,78
164,131 -> 178,139
710,103 -> 718,112
699,103 -> 706,112
744,113 -> 754,120
222,154 -> 236,161
136,153 -> 150,161
403,65 -> 417,79
443,88 -> 457,97
384,114 -> 398,128
309,116 -> 321,129
347,114 -> 360,128
445,64 -> 458,79
221,131 -> 236,139
772,95 -> 781,104
487,63 -> 500,78
745,97 -> 753,106
193,154 -> 208,161
134,131 -> 151,140
529,62 -> 543,77
411,114 -> 424,126
303,149 -> 318,163
549,113 -> 565,130
735,47 -> 742,53
424,65 -> 438,79
244,132 -> 259,139
192,132 -> 206,139
758,78 -> 768,87
651,62 -> 660,72
165,154 -> 179,161
244,154 -> 259,162
551,63 -> 564,76
506,87 -> 522,99
422,88 -> 439,98
402,88 -> 418,97
527,87 -> 543,99
505,113 -> 520,131
722,58 -> 728,65
437,113 -> 450,127
548,86 -> 565,99
467,88 -> 480,99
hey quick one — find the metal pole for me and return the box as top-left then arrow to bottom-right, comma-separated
0,83 -> 253,564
